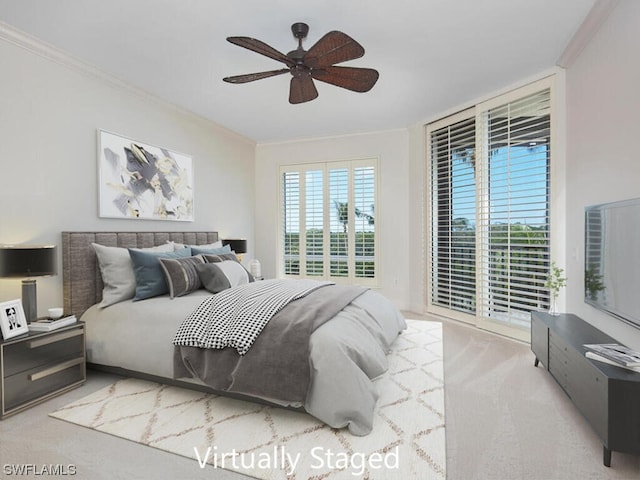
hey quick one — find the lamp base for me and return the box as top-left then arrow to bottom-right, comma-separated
22,279 -> 37,323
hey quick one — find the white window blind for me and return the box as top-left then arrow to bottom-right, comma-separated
305,170 -> 324,276
329,168 -> 350,277
282,171 -> 300,275
427,79 -> 553,339
279,159 -> 377,285
477,89 -> 551,329
430,114 -> 477,315
354,165 -> 376,278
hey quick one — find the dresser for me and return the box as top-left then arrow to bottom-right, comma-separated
531,312 -> 640,466
0,323 -> 86,418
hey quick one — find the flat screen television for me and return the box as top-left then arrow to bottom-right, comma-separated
585,197 -> 640,330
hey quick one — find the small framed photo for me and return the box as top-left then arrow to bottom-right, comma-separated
0,299 -> 29,340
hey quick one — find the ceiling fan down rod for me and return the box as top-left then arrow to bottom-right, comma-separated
288,22 -> 309,64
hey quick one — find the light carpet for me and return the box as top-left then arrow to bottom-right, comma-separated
50,319 -> 445,479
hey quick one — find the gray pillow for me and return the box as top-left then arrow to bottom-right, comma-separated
158,255 -> 205,298
195,263 -> 230,294
201,253 -> 255,282
201,252 -> 239,263
196,260 -> 252,294
92,242 -> 174,308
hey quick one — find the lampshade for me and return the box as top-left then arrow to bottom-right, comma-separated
0,245 -> 57,278
0,245 -> 57,323
222,239 -> 247,254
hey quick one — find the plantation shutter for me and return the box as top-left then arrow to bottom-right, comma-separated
429,113 -> 477,316
305,170 -> 324,276
279,159 -> 377,285
282,171 -> 300,275
329,167 -> 350,277
354,165 -> 376,278
477,88 -> 551,329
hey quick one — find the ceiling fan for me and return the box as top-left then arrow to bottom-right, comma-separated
223,22 -> 379,104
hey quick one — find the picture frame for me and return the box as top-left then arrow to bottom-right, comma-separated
0,299 -> 29,340
97,129 -> 194,221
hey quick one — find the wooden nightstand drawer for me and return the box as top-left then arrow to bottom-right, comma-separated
3,329 -> 84,377
3,358 -> 84,412
1,323 -> 86,418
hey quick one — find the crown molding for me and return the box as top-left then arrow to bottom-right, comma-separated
0,21 -> 255,146
556,0 -> 620,68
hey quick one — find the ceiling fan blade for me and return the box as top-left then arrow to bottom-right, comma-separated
289,75 -> 318,104
304,31 -> 365,68
312,66 -> 379,92
223,69 -> 290,84
227,36 -> 295,67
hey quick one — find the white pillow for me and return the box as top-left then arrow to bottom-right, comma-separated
196,260 -> 252,294
92,242 -> 174,308
172,240 -> 222,251
215,260 -> 250,287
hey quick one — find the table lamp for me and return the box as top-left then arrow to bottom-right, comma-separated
0,245 -> 57,322
222,239 -> 247,262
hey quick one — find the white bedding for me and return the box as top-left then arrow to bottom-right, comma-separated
81,288 -> 406,435
82,291 -> 211,379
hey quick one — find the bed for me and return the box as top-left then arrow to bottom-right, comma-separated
62,231 -> 406,435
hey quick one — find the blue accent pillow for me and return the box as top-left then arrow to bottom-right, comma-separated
128,247 -> 193,300
191,244 -> 232,255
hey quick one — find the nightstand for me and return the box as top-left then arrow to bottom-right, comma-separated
0,323 -> 85,418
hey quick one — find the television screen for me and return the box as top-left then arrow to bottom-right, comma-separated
585,197 -> 640,330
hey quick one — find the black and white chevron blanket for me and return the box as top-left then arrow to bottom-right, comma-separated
173,279 -> 334,355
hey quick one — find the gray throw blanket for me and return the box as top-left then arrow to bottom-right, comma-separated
173,282 -> 366,404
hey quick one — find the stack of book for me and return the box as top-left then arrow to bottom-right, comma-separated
28,314 -> 77,332
584,343 -> 640,372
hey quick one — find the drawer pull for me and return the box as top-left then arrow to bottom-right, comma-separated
28,358 -> 84,381
27,329 -> 83,349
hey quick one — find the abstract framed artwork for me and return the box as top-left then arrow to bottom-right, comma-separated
98,130 -> 194,221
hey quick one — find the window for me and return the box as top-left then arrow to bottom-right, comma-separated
430,113 -> 477,315
282,171 -> 301,275
279,159 -> 377,285
427,78 -> 553,340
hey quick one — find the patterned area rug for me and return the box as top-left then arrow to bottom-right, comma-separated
50,320 -> 445,479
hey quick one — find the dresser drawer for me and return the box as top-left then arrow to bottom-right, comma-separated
572,359 -> 608,442
549,330 -> 570,355
1,325 -> 86,417
3,358 -> 85,412
549,341 -> 570,390
2,329 -> 84,377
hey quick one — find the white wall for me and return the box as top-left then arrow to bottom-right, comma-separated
0,31 -> 256,317
255,129 -> 411,309
565,0 -> 640,349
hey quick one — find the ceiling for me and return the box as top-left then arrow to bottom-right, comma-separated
0,0 -> 596,144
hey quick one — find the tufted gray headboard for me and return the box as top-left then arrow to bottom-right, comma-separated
61,231 -> 219,318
